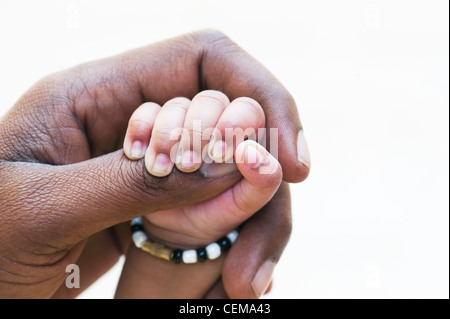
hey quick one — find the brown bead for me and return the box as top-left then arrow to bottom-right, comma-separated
141,240 -> 172,262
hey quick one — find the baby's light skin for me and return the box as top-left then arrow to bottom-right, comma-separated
116,90 -> 282,298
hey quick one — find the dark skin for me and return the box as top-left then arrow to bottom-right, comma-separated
0,30 -> 308,298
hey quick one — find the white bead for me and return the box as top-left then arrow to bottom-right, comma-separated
226,230 -> 239,244
132,231 -> 148,248
182,249 -> 197,264
206,243 -> 221,260
131,217 -> 143,226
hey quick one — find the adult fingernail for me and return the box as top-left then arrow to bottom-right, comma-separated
297,130 -> 311,169
130,141 -> 145,159
149,153 -> 173,176
243,143 -> 264,169
252,261 -> 276,298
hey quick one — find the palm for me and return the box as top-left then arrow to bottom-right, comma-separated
144,177 -> 242,247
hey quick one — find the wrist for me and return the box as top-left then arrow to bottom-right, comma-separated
131,217 -> 239,264
142,214 -> 240,249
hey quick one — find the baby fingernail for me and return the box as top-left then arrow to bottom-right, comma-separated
209,138 -> 234,163
130,141 -> 145,159
252,260 -> 276,298
149,154 -> 173,176
244,143 -> 264,169
180,150 -> 201,170
297,130 -> 311,169
182,150 -> 194,164
209,139 -> 226,160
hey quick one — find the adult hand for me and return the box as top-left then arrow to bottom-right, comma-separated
0,30 -> 310,298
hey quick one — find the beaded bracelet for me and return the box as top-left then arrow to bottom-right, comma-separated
130,217 -> 239,264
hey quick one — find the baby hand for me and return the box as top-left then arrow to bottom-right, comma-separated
123,90 -> 282,248
123,90 -> 266,176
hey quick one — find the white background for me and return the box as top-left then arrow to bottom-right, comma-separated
0,0 -> 448,299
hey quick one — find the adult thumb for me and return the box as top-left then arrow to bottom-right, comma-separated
5,150 -> 241,245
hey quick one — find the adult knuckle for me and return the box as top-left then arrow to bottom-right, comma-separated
191,29 -> 238,57
194,29 -> 229,44
271,88 -> 297,109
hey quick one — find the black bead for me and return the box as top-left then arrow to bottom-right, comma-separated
197,248 -> 207,262
217,237 -> 232,252
171,249 -> 183,264
131,223 -> 144,233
